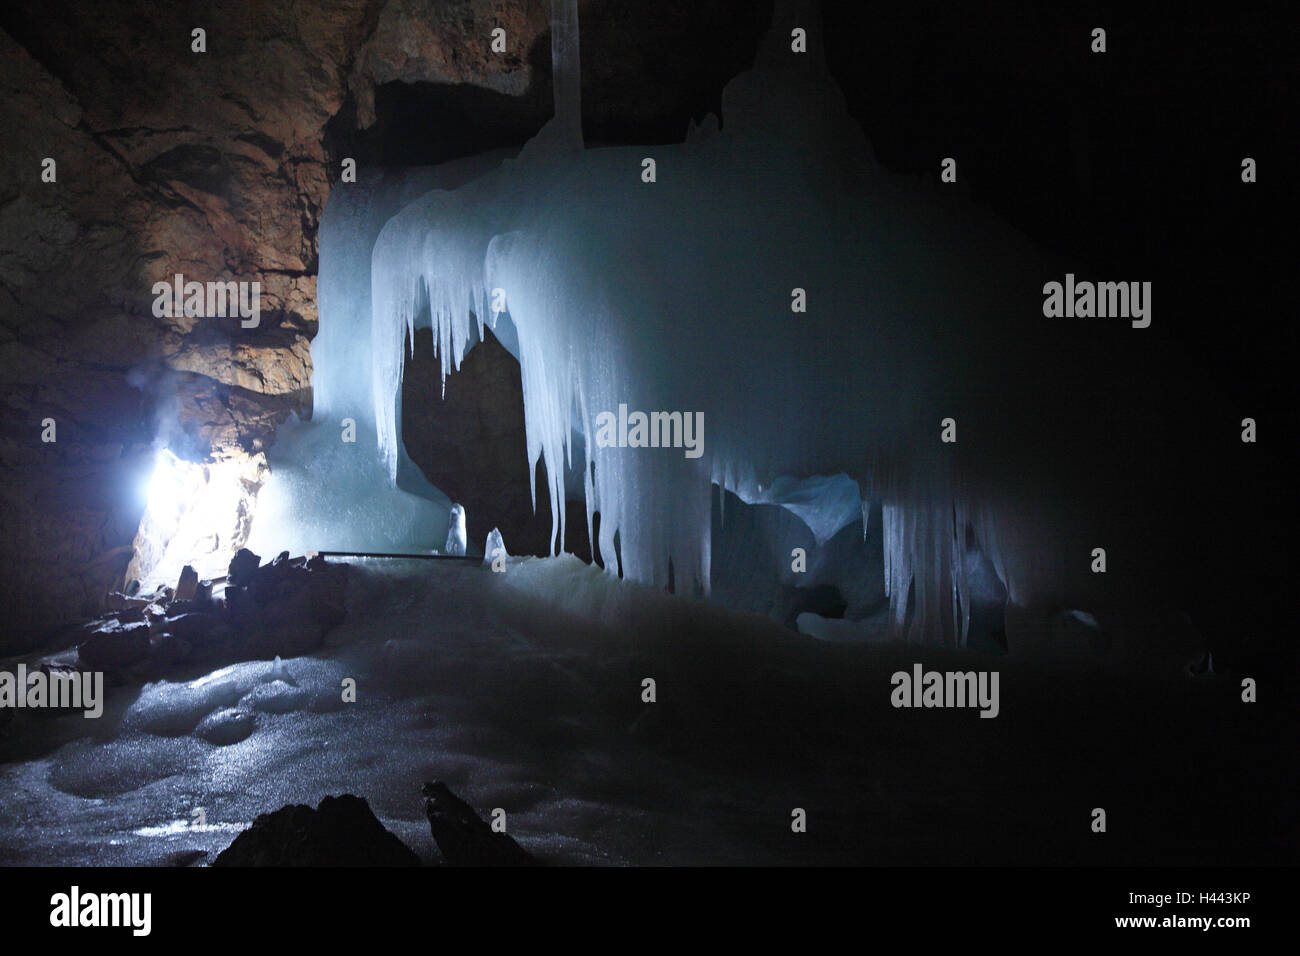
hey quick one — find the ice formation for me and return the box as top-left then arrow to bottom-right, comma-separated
359,0 -> 1117,647
255,0 -> 1171,648
484,528 -> 507,566
246,158 -> 512,559
444,503 -> 468,556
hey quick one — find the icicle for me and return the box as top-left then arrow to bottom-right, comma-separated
550,0 -> 583,151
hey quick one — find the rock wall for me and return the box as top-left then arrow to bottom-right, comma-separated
0,0 -> 536,650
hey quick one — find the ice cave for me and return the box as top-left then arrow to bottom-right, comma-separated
253,0 -> 1169,653
0,0 -> 1290,883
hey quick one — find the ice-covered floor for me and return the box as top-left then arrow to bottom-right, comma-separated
0,557 -> 1290,866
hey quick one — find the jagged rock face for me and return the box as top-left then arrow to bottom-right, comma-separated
346,0 -> 548,130
0,1 -> 359,648
0,0 -> 763,650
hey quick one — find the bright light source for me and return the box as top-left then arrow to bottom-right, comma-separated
127,449 -> 265,591
146,449 -> 192,518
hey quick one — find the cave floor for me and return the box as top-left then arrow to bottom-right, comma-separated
0,557 -> 1292,866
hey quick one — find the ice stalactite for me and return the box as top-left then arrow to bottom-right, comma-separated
547,0 -> 583,152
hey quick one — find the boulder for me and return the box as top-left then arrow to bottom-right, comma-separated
214,794 -> 420,867
78,620 -> 150,670
174,564 -> 199,602
227,548 -> 261,588
421,781 -> 536,866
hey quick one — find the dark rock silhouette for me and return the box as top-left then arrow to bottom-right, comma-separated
214,794 -> 418,867
76,550 -> 346,674
422,781 -> 536,866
